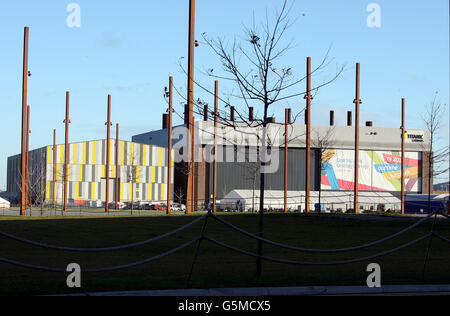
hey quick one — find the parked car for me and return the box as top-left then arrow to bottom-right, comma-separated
171,203 -> 186,212
108,202 -> 126,210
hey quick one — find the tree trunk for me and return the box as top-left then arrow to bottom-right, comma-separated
256,123 -> 267,277
318,187 -> 322,213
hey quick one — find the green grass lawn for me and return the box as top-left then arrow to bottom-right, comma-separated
0,212 -> 449,296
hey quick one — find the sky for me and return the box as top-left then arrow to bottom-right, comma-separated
0,0 -> 449,190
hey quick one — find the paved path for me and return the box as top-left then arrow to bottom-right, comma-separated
57,284 -> 450,296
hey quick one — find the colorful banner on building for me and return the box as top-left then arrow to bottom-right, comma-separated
321,150 -> 422,192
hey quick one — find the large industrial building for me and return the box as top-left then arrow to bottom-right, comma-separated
6,109 -> 432,212
7,139 -> 173,206
131,110 -> 432,211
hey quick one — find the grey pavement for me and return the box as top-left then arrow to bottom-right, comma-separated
58,284 -> 450,296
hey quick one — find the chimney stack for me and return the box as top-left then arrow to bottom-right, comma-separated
230,106 -> 235,121
184,104 -> 188,124
162,114 -> 169,129
203,104 -> 208,121
330,110 -> 335,126
249,107 -> 254,121
347,111 -> 353,126
366,121 -> 373,127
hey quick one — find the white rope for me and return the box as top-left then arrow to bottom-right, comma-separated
0,237 -> 200,273
204,233 -> 433,266
0,214 -> 206,252
210,212 -> 435,253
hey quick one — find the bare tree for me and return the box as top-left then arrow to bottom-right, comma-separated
28,153 -> 47,215
174,187 -> 184,205
124,149 -> 147,214
312,127 -> 335,213
421,92 -> 449,212
173,0 -> 344,276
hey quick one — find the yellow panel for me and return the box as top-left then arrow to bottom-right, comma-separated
152,166 -> 156,183
101,165 -> 105,178
111,165 -> 115,178
148,184 -> 152,201
60,145 -> 64,164
75,182 -> 79,199
47,146 -> 51,164
171,150 -> 174,167
136,166 -> 140,183
120,182 -> 124,201
82,142 -> 86,164
130,143 -> 134,165
158,147 -> 162,166
46,181 -> 50,199
73,143 -> 77,164
143,145 -> 147,166
79,165 -> 83,182
120,141 -> 125,165
91,182 -> 96,200
92,141 -> 96,165
129,183 -> 133,200
161,183 -> 165,201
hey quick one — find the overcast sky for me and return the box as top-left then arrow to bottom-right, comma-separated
0,0 -> 448,189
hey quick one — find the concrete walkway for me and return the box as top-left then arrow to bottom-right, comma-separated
59,284 -> 450,296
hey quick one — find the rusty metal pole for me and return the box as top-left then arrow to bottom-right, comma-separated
167,77 -> 173,215
213,80 -> 218,213
105,94 -> 112,213
191,116 -> 196,213
20,27 -> 29,216
53,129 -> 56,209
401,98 -> 406,215
186,0 -> 196,214
304,57 -> 312,214
353,63 -> 361,214
63,91 -> 70,212
115,124 -> 119,210
284,108 -> 290,213
26,105 -> 31,209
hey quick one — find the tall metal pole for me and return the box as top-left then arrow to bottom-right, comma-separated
213,80 -> 218,213
105,94 -> 112,213
191,116 -> 196,213
353,63 -> 361,214
186,0 -> 196,214
284,108 -> 290,213
167,77 -> 173,215
401,98 -> 406,215
305,57 -> 312,214
53,129 -> 56,209
63,91 -> 70,212
115,124 -> 119,210
20,26 -> 29,216
25,105 -> 30,209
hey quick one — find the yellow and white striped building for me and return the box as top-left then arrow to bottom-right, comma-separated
7,139 -> 174,204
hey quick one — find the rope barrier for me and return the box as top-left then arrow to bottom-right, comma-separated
0,214 -> 206,252
0,237 -> 201,273
433,232 -> 450,244
203,233 -> 433,266
210,212 -> 435,253
0,209 -> 447,275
